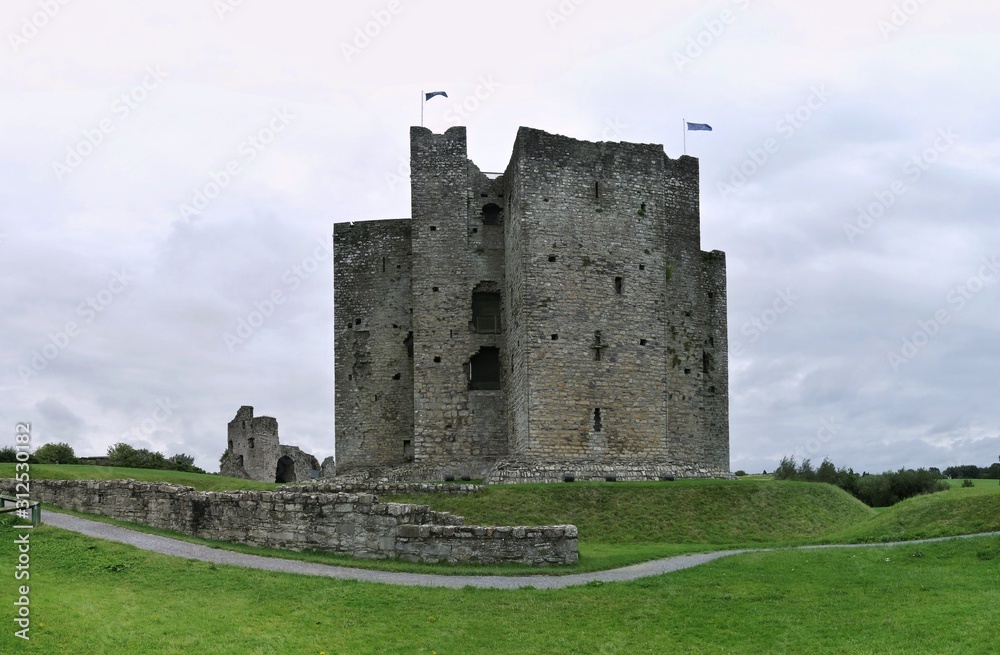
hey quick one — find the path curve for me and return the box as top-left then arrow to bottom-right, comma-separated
41,513 -> 1000,590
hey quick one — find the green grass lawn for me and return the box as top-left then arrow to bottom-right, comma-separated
0,464 -> 278,491
0,517 -> 996,654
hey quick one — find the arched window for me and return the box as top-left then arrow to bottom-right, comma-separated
275,456 -> 295,483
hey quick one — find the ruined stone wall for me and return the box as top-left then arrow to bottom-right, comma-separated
409,126 -> 507,464
285,481 -> 482,496
333,219 -> 414,469
15,479 -> 577,565
223,406 -> 280,481
277,445 -> 321,483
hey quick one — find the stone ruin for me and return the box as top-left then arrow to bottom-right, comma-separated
219,406 -> 334,483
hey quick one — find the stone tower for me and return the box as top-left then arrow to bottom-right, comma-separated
333,126 -> 729,482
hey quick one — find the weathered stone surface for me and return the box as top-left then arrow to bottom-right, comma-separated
6,479 -> 576,565
220,406 -> 322,483
334,126 -> 729,482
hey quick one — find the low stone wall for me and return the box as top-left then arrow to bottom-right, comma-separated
6,479 -> 576,565
284,481 -> 482,496
334,459 -> 496,484
486,459 -> 736,484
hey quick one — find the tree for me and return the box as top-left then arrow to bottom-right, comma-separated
0,446 -> 19,463
34,442 -> 77,464
816,458 -> 837,484
168,453 -> 195,469
106,443 -> 138,468
774,456 -> 798,480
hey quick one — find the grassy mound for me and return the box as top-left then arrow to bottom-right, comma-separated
829,480 -> 1000,543
0,464 -> 277,491
387,478 -> 875,545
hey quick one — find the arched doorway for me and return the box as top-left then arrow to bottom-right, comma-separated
275,455 -> 296,483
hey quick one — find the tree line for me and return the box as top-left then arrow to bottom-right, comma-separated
772,456 -> 966,507
0,442 -> 205,474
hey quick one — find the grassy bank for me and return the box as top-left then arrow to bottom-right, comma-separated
0,463 -> 277,491
385,478 -> 875,545
0,522 -> 996,654
828,479 -> 1000,543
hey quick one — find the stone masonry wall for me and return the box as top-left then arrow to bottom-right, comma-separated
506,128 -> 670,459
14,479 -> 576,565
486,459 -> 734,484
333,125 -> 730,480
334,219 -> 414,469
223,406 -> 280,481
409,127 -> 508,465
502,128 -> 728,469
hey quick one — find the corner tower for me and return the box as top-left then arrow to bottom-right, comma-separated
409,127 -> 508,470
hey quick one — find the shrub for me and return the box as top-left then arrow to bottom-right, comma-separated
106,442 -> 205,473
734,470 -> 747,477
33,442 -> 78,464
962,479 -> 975,488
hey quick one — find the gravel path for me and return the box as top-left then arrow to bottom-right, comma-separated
41,512 -> 1000,590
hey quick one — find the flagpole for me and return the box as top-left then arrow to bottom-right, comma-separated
421,90 -> 424,127
682,118 -> 686,156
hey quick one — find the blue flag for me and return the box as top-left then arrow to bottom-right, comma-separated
425,91 -> 448,101
686,122 -> 713,131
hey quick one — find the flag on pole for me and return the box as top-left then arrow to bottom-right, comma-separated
686,122 -> 713,131
421,91 -> 448,127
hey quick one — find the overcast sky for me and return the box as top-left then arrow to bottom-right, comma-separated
2,0 -> 997,475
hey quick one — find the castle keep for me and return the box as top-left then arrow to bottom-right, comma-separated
334,126 -> 730,482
